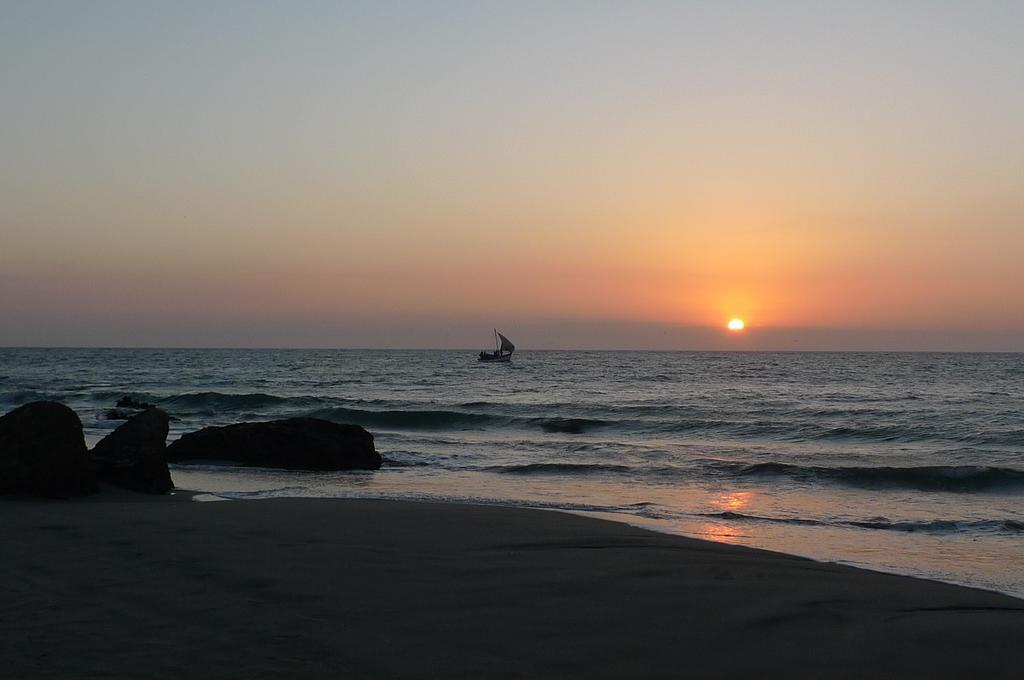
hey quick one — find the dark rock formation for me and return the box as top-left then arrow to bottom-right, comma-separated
90,408 -> 173,494
116,396 -> 155,410
0,401 -> 96,497
167,418 -> 380,470
104,408 -> 135,421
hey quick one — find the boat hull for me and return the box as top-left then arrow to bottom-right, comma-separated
478,354 -> 512,363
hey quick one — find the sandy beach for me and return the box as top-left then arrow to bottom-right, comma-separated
2,492 -> 1022,679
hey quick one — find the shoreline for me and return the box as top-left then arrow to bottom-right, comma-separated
171,470 -> 1024,601
569,506 -> 1024,601
177,485 -> 1024,595
3,493 -> 1022,678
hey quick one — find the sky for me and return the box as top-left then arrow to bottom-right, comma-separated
2,1 -> 1022,350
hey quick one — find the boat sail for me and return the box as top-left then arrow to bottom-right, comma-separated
478,329 -> 515,362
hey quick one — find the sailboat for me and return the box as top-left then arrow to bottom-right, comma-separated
478,329 -> 515,362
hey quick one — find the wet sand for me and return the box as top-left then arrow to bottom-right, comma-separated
2,492 -> 1022,679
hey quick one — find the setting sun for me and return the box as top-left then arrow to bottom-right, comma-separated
727,319 -> 745,331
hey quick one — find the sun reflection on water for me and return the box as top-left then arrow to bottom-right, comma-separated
714,491 -> 753,513
691,491 -> 756,545
696,522 -> 746,544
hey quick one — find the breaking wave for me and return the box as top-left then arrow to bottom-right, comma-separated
699,511 -> 1024,535
159,392 -> 325,411
538,417 -> 609,433
312,406 -> 613,434
311,406 -> 501,430
710,462 -> 1024,492
490,463 -> 635,475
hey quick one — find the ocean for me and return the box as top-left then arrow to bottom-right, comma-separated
2,348 -> 1021,597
